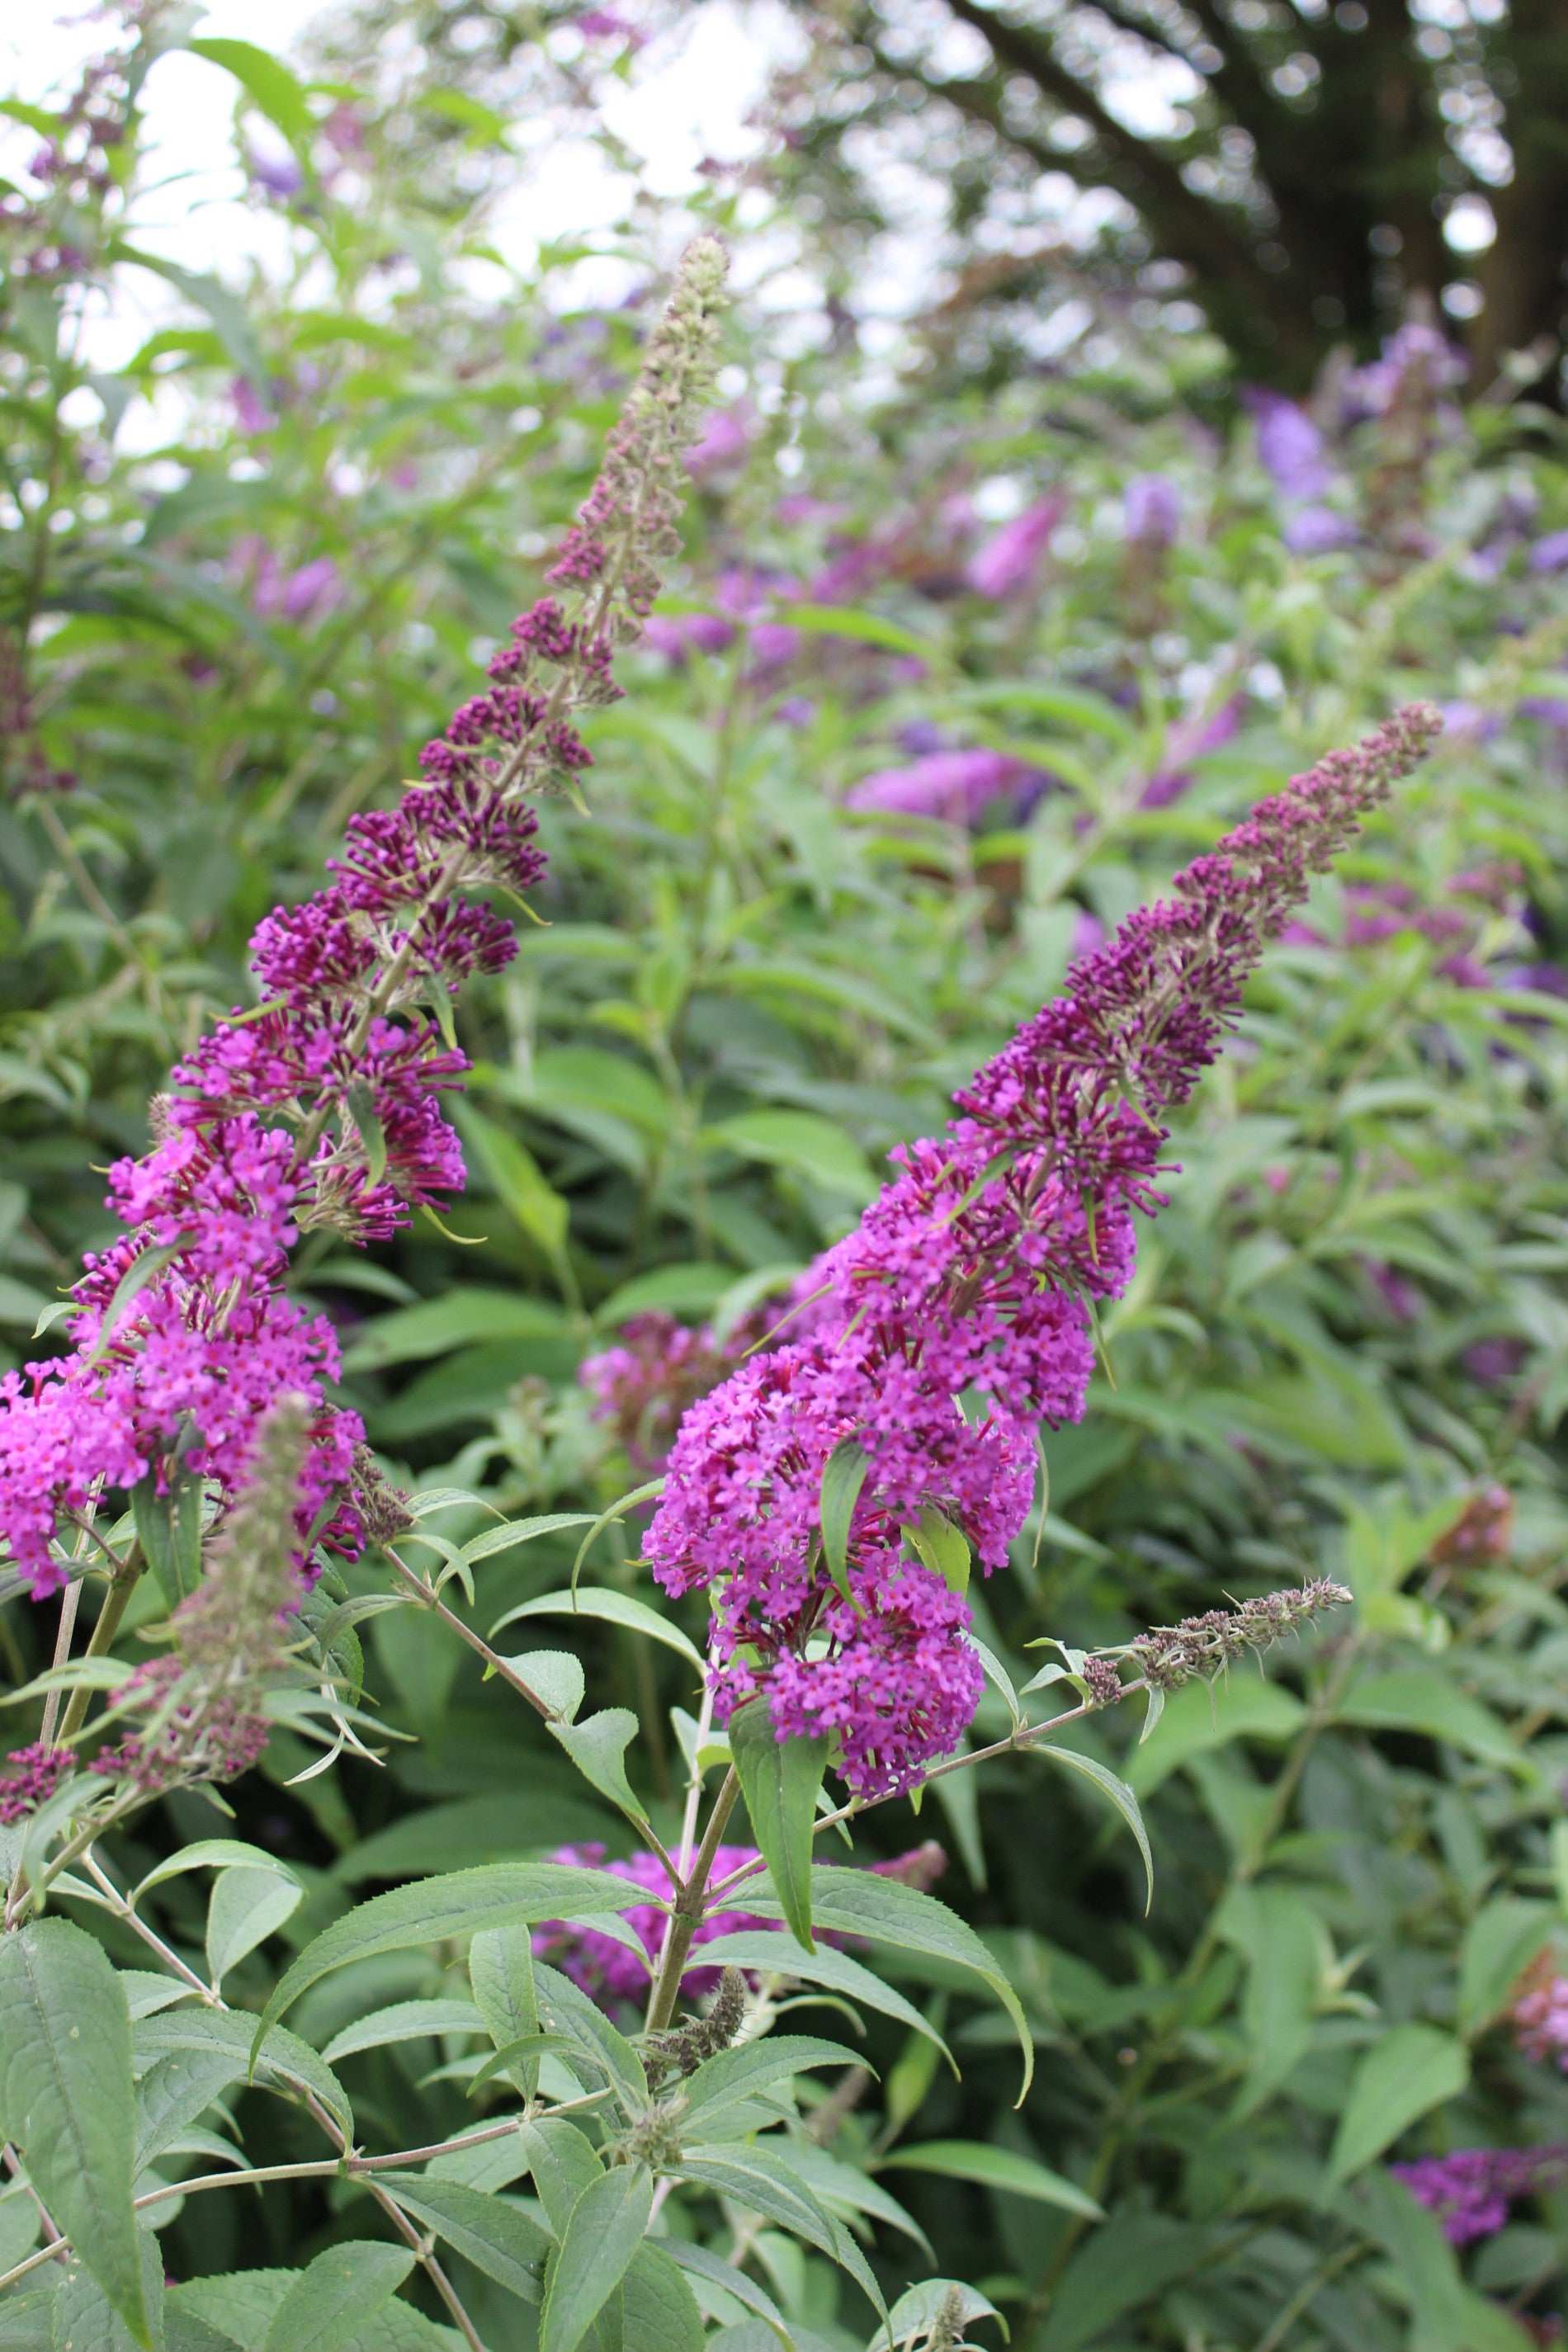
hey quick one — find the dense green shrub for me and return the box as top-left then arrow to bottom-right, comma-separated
2,16 -> 1567,2351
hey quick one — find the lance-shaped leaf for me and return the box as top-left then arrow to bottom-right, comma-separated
539,2163 -> 653,2352
818,1437 -> 871,1609
372,2175 -> 551,2304
744,1866 -> 1034,2099
1033,1738 -> 1154,1913
261,2243 -> 414,2352
253,1861 -> 658,2059
0,1920 -> 149,2346
730,1696 -> 829,1949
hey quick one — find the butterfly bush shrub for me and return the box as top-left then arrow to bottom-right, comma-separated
2,16 -> 1568,2352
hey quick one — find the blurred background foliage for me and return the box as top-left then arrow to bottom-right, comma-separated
3,3 -> 1568,2347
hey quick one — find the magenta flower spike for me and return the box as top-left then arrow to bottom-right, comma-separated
646,706 -> 1441,1797
0,239 -> 730,1607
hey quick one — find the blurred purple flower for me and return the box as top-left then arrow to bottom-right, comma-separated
1283,504 -> 1358,555
1462,1337 -> 1528,1386
1344,322 -> 1467,423
965,496 -> 1065,600
576,7 -> 645,42
848,747 -> 1033,822
684,401 -> 754,479
245,146 -> 303,201
642,612 -> 735,661
1140,697 -> 1244,809
1392,2146 -> 1568,2246
1070,907 -> 1106,961
230,377 -> 275,436
236,539 -> 342,624
1124,474 -> 1181,550
1438,700 -> 1501,744
1244,389 -> 1331,502
1530,530 -> 1568,575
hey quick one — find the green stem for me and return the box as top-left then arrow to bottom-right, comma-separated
56,1559 -> 143,1745
645,1769 -> 742,2033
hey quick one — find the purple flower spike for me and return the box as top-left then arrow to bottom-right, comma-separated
965,495 -> 1065,600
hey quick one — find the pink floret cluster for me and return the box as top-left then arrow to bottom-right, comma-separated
646,707 -> 1440,1798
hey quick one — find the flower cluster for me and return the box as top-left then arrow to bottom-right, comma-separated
1392,2145 -> 1568,2246
533,1838 -> 947,2008
0,239 -> 730,1603
581,1301 -> 778,1471
646,708 -> 1439,1796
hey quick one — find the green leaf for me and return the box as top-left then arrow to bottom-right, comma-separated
682,2034 -> 866,2131
517,2117 -> 602,2238
469,1924 -> 542,2099
590,1262 -> 735,1326
1035,2215 -> 1206,2352
489,1586 -> 705,1671
133,2043 -> 248,2174
1032,1740 -> 1154,1912
882,2280 -> 1005,2352
907,1506 -> 971,1598
695,1931 -> 956,2069
131,1467 -> 205,1610
1338,1670 -> 1528,1775
571,1480 -> 668,1587
172,2270 -> 456,2352
706,1110 -> 876,1201
319,1999 -> 484,2066
744,1868 -> 1033,2099
665,2241 -> 792,2344
1126,1677 -> 1307,1796
262,2244 -> 415,2352
460,1515 -> 597,1565
550,1707 -> 651,1830
539,2163 -> 653,2352
51,2241 -> 165,2352
187,38 -> 314,143
621,2243 -> 703,2352
206,1867 -> 303,1986
0,1920 -> 149,2346
456,1104 -> 570,1262
1457,1897 -> 1555,2035
114,248 -> 267,387
340,1291 -> 566,1372
136,2007 -> 354,2143
1215,1883 -> 1322,2106
1325,2024 -> 1470,2185
373,2175 -> 550,2303
253,1863 -> 658,2057
675,2145 -> 886,2319
818,1438 -> 871,1610
730,1698 -> 829,1949
135,1840 -> 302,1901
465,2032 -> 580,2099
533,1958 -> 649,2109
879,2139 -> 1102,2218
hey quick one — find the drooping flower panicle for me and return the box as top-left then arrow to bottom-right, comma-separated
646,707 -> 1439,1797
0,239 -> 730,1602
